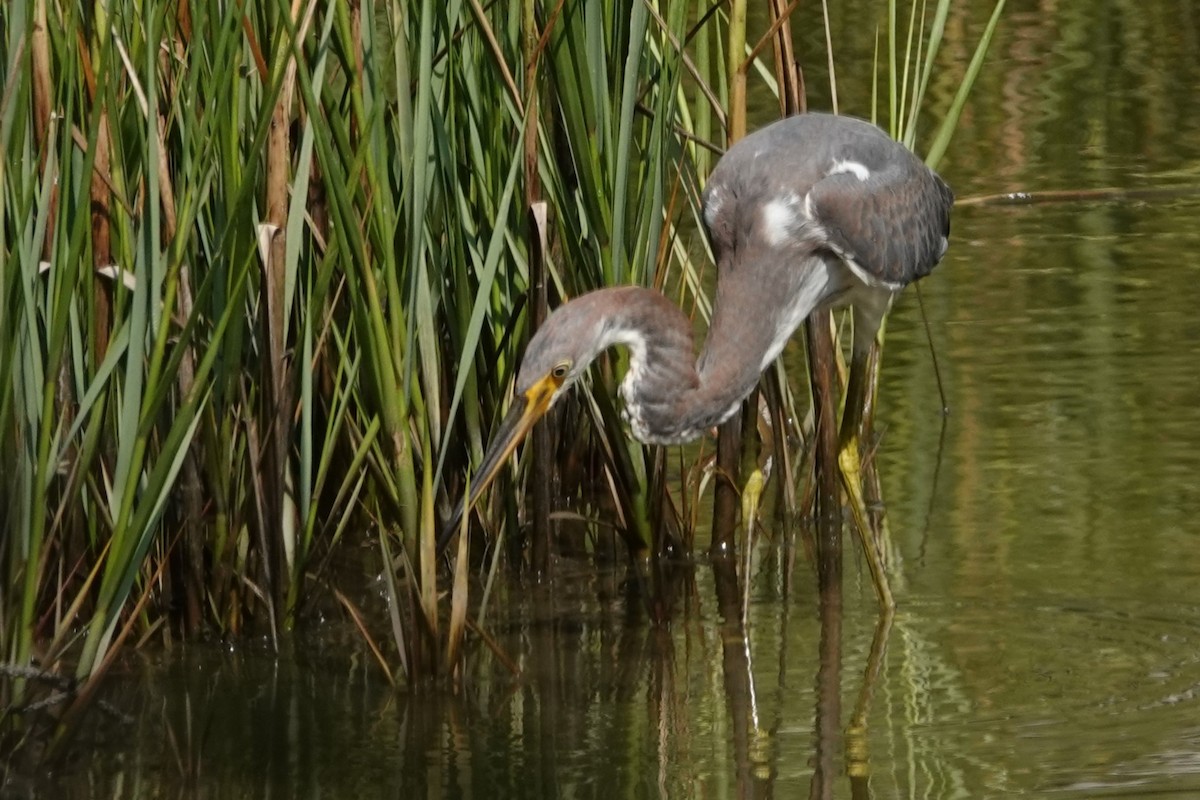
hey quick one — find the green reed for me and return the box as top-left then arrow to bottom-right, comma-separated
0,0 -> 1004,753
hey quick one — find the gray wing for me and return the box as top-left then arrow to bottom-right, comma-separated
807,148 -> 954,288
702,114 -> 954,289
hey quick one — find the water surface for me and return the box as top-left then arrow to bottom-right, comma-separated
28,2 -> 1200,798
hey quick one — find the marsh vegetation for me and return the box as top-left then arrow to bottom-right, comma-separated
1,0 -> 1002,769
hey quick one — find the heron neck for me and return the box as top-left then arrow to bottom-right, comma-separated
592,288 -> 703,444
580,275 -> 825,445
690,252 -> 838,432
600,286 -> 786,444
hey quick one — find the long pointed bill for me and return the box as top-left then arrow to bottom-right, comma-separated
437,375 -> 560,554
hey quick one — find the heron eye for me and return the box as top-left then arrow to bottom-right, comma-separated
551,362 -> 571,380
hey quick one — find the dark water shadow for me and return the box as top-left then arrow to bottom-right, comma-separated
24,536 -> 900,800
709,512 -> 894,800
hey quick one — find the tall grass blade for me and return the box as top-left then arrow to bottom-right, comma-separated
924,0 -> 1006,169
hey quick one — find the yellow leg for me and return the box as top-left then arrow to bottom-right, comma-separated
740,469 -> 765,623
838,336 -> 895,613
838,442 -> 894,612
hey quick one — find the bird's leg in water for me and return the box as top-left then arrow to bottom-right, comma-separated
838,325 -> 883,452
838,442 -> 895,612
837,316 -> 895,611
862,340 -> 896,592
839,280 -> 896,455
740,469 -> 765,627
841,334 -> 891,524
711,413 -> 743,557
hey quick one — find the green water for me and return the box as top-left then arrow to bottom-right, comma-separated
22,2 -> 1200,798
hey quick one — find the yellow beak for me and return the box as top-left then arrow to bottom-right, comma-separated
438,374 -> 561,553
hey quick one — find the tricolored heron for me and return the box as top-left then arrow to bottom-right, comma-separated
441,113 -> 953,592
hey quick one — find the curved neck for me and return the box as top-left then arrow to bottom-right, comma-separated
566,272 -> 829,445
584,287 -> 770,444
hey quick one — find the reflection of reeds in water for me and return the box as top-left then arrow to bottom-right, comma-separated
0,0 -> 1002,761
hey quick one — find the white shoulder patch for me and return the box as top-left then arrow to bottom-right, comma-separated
829,159 -> 871,181
761,193 -> 801,247
704,186 -> 723,229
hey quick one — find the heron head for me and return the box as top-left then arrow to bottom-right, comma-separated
439,293 -> 616,552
